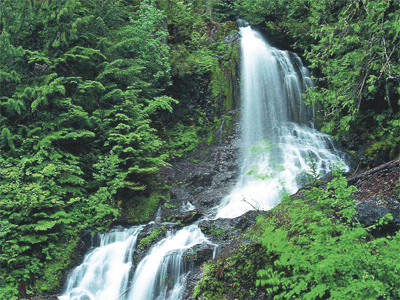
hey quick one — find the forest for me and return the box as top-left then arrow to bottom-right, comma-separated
0,0 -> 399,299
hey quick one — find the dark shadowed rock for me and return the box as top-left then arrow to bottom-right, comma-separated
189,171 -> 215,187
356,197 -> 400,234
350,159 -> 400,235
182,243 -> 215,266
169,210 -> 203,225
211,171 -> 236,188
159,122 -> 240,221
199,210 -> 262,245
182,270 -> 204,300
193,186 -> 204,194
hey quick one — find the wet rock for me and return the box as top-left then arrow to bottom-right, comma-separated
189,172 -> 214,187
134,223 -> 180,265
139,223 -> 158,239
153,123 -> 242,299
199,210 -> 261,244
80,228 -> 93,248
211,171 -> 236,188
170,210 -> 203,225
193,186 -> 204,194
356,197 -> 400,235
79,228 -> 102,251
224,32 -> 240,47
182,243 -> 215,266
182,270 -> 203,300
181,243 -> 217,300
170,186 -> 193,201
159,123 -> 240,220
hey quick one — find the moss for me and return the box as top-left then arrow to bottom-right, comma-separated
34,236 -> 80,295
210,42 -> 240,117
137,225 -> 167,250
122,192 -> 162,224
200,225 -> 231,237
192,242 -> 269,300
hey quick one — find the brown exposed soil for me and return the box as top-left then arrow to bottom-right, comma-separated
348,159 -> 400,202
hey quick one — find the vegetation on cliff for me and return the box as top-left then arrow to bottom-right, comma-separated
0,0 -> 238,297
193,166 -> 400,299
1,0 -> 399,299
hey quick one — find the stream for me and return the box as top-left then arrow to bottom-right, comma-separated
59,26 -> 348,300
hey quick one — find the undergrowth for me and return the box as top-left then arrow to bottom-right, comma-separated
193,167 -> 400,299
256,167 -> 400,299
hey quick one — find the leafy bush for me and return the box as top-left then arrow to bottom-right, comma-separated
193,242 -> 268,300
256,168 -> 400,299
193,167 -> 400,300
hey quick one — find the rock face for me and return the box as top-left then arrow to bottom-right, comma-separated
180,210 -> 263,300
356,197 -> 400,233
182,243 -> 216,267
154,122 -> 261,300
349,159 -> 400,235
159,120 -> 240,222
55,122 -> 399,300
158,127 -> 400,299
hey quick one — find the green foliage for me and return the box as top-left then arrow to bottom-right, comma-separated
255,168 -> 400,299
301,156 -> 323,186
0,0 -> 240,297
34,236 -> 80,294
193,242 -> 268,299
161,0 -> 240,131
0,0 -> 186,297
137,225 -> 167,250
164,123 -> 201,159
194,167 -> 400,300
122,192 -> 163,224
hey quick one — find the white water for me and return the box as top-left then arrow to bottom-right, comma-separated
216,26 -> 348,218
59,226 -> 143,300
60,26 -> 348,300
126,225 -> 209,300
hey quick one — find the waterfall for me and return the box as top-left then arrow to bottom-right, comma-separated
215,26 -> 348,218
60,224 -> 210,300
59,226 -> 143,300
59,26 -> 348,300
126,225 -> 209,300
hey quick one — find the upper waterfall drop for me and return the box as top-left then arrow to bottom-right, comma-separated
215,26 -> 348,219
58,26 -> 349,300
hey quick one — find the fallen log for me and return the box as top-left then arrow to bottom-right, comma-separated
347,159 -> 399,187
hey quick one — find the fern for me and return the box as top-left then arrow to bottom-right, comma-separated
0,128 -> 15,151
34,220 -> 56,231
255,169 -> 400,299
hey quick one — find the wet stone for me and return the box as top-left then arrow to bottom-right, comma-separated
356,196 -> 400,235
182,243 -> 215,266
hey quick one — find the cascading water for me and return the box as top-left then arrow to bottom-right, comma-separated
59,25 -> 348,300
59,226 -> 143,300
126,225 -> 210,300
215,26 -> 348,218
60,224 -> 211,300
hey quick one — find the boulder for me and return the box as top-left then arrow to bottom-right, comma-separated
182,243 -> 215,266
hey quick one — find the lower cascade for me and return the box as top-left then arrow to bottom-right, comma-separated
60,26 -> 348,300
59,226 -> 144,300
